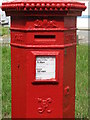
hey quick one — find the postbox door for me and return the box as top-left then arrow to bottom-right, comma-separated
26,50 -> 64,118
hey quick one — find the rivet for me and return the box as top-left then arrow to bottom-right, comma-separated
50,8 -> 53,11
56,3 -> 60,8
20,3 -> 24,8
65,8 -> 68,11
41,3 -> 45,8
67,3 -> 71,8
30,8 -> 32,11
36,3 -> 40,8
24,7 -> 27,11
61,3 -> 66,8
40,8 -> 43,11
45,8 -> 48,11
35,8 -> 38,11
55,8 -> 58,11
6,4 -> 10,8
30,3 -> 35,8
46,3 -> 50,8
60,8 -> 63,11
51,3 -> 56,8
26,3 -> 30,8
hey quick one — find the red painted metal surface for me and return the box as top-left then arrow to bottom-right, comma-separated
2,0 -> 86,11
2,0 -> 86,119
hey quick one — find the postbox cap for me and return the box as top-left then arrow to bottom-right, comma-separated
1,0 -> 84,2
2,0 -> 86,16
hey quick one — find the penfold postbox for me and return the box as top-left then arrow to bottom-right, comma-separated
2,0 -> 86,119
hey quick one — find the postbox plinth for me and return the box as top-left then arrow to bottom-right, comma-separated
2,0 -> 86,119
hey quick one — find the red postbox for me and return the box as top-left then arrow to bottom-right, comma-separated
2,0 -> 86,119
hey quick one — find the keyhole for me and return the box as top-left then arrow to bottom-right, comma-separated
67,88 -> 69,92
18,64 -> 20,69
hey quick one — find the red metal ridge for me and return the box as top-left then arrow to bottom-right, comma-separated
2,2 -> 86,11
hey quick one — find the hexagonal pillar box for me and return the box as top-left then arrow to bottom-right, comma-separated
2,0 -> 86,119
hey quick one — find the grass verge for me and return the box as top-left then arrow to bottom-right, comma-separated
75,44 -> 88,118
0,27 -> 10,36
2,46 -> 11,118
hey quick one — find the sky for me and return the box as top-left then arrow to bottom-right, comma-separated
0,0 -> 2,5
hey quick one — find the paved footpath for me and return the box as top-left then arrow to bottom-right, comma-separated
77,30 -> 89,44
0,35 -> 10,46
